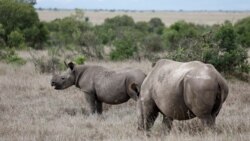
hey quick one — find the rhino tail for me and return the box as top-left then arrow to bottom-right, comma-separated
125,77 -> 140,101
217,75 -> 229,103
127,82 -> 140,101
211,75 -> 229,117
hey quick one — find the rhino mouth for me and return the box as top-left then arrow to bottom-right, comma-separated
54,85 -> 63,90
51,83 -> 63,90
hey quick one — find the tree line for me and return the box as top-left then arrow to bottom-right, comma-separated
0,0 -> 250,75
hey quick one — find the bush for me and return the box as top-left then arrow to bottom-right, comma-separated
46,10 -> 92,52
0,0 -> 48,48
95,25 -> 115,45
110,38 -> 137,60
104,15 -> 135,28
5,53 -> 26,65
7,30 -> 25,48
109,28 -> 143,60
214,21 -> 249,73
235,16 -> 250,48
148,18 -> 165,34
215,21 -> 237,52
135,21 -> 149,33
23,22 -> 49,49
96,15 -> 135,45
74,55 -> 86,65
163,21 -> 207,50
0,48 -> 26,65
77,30 -> 103,59
32,56 -> 63,73
141,34 -> 164,54
166,21 -> 250,74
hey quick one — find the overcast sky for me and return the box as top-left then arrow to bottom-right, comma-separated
35,0 -> 250,11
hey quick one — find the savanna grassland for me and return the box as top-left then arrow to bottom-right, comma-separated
37,10 -> 250,26
0,51 -> 250,141
1,6 -> 250,140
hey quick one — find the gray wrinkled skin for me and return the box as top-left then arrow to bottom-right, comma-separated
137,59 -> 229,133
51,62 -> 146,114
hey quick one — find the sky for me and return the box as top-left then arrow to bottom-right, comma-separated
35,0 -> 250,11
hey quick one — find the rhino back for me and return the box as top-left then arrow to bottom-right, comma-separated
94,68 -> 146,104
77,65 -> 107,93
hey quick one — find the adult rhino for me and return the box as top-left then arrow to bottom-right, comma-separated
137,59 -> 228,133
51,62 -> 146,114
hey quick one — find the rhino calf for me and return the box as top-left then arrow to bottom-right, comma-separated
137,59 -> 229,133
51,62 -> 146,114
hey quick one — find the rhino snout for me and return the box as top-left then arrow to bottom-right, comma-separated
51,81 -> 56,86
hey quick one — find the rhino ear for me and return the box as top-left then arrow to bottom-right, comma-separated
68,62 -> 75,70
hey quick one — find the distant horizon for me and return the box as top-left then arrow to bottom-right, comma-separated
35,8 -> 250,12
35,0 -> 250,11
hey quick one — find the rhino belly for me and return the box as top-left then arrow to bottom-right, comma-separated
96,88 -> 130,105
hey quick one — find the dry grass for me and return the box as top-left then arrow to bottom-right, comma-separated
37,10 -> 250,26
0,57 -> 250,141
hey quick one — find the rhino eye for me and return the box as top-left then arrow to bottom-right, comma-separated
61,77 -> 65,80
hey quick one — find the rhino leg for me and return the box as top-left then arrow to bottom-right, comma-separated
96,100 -> 103,114
137,99 -> 144,131
199,115 -> 216,128
144,100 -> 159,131
84,93 -> 96,114
162,116 -> 173,134
137,99 -> 159,132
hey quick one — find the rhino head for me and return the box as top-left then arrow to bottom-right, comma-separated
51,62 -> 76,90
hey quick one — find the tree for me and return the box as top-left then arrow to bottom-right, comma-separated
8,30 -> 25,48
78,30 -> 104,59
215,21 -> 237,52
214,21 -> 249,73
162,21 -> 206,50
166,21 -> 250,74
104,15 -> 135,28
16,0 -> 36,5
148,18 -> 165,34
235,16 -> 250,48
110,28 -> 141,60
0,0 -> 47,48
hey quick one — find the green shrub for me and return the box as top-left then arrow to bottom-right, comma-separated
166,21 -> 250,74
109,28 -> 142,60
0,48 -> 26,65
7,30 -> 25,48
31,55 -> 64,73
74,55 -> 86,65
5,53 -> 26,65
142,34 -> 164,52
78,30 -> 103,59
104,15 -> 135,28
148,18 -> 165,34
214,21 -> 249,73
215,21 -> 237,52
235,16 -> 250,48
23,22 -> 48,49
163,21 -> 207,50
110,38 -> 137,60
0,0 -> 48,48
135,21 -> 149,33
95,25 -> 115,45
